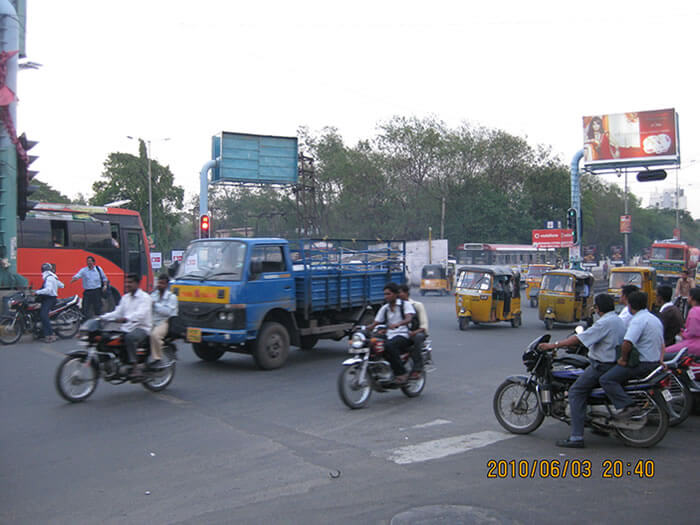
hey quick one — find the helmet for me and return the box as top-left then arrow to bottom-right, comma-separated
41,262 -> 52,272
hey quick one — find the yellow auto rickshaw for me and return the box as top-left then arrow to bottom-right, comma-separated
607,266 -> 656,311
525,263 -> 555,308
538,269 -> 594,330
455,265 -> 522,330
420,264 -> 451,295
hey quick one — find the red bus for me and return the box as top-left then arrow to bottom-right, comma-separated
17,203 -> 154,303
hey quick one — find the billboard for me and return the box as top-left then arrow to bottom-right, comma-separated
582,109 -> 679,169
532,229 -> 574,248
211,132 -> 298,184
620,215 -> 632,234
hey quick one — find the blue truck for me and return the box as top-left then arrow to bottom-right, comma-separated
170,238 -> 406,369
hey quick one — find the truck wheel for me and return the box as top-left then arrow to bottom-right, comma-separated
192,342 -> 225,362
299,335 -> 319,350
253,322 -> 290,370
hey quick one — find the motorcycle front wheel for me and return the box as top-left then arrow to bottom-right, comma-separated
338,364 -> 372,409
615,391 -> 669,448
54,309 -> 81,339
0,315 -> 23,345
667,374 -> 693,427
493,379 -> 544,434
55,355 -> 98,402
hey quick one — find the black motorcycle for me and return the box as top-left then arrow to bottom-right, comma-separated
55,319 -> 177,402
493,334 -> 672,448
337,325 -> 431,409
0,291 -> 81,344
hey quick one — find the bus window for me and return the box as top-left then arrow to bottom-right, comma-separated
19,218 -> 51,248
85,220 -> 112,250
110,224 -> 120,248
50,221 -> 68,247
68,221 -> 86,248
127,231 -> 144,278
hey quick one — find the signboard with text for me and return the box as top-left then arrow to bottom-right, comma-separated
620,215 -> 632,234
582,109 -> 680,169
532,229 -> 574,248
151,252 -> 162,269
171,250 -> 184,263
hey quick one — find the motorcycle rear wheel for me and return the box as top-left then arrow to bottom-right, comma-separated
55,355 -> 98,402
401,371 -> 426,398
614,391 -> 668,448
338,364 -> 372,409
0,315 -> 22,345
54,309 -> 81,339
142,362 -> 175,392
493,380 -> 544,434
667,374 -> 693,427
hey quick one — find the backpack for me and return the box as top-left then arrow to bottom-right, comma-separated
383,299 -> 420,331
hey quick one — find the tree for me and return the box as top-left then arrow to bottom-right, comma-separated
90,140 -> 185,254
33,180 -> 72,204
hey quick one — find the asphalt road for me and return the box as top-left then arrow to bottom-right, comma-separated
1,294 -> 699,525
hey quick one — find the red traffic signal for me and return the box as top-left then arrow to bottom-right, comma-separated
200,214 -> 210,238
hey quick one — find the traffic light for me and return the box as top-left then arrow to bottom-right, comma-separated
200,214 -> 210,238
636,169 -> 667,182
567,208 -> 578,244
16,133 -> 39,221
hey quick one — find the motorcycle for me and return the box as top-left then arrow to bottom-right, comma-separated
493,334 -> 673,448
55,319 -> 177,402
337,325 -> 431,409
0,291 -> 81,344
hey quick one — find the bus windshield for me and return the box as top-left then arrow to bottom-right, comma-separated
457,271 -> 491,290
541,274 -> 573,292
177,241 -> 247,281
609,272 -> 642,289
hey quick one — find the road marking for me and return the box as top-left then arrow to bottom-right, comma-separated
400,418 -> 452,431
385,430 -> 516,465
154,392 -> 191,406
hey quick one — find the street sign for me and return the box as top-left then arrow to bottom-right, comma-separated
171,250 -> 184,263
532,229 -> 574,248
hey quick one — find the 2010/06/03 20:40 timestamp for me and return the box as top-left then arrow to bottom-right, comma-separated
486,459 -> 655,479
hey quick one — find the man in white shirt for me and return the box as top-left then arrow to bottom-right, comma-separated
617,284 -> 639,328
367,282 -> 416,384
150,274 -> 178,366
101,273 -> 152,376
35,262 -> 64,342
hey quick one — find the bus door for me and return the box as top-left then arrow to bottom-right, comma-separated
125,229 -> 148,288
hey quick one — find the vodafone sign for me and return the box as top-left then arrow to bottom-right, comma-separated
532,229 -> 574,248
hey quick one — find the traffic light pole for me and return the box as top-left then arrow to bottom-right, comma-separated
0,1 -> 19,272
569,150 -> 583,269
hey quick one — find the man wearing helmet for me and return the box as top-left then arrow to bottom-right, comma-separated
35,262 -> 64,342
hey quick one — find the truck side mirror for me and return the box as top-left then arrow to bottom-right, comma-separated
250,260 -> 263,277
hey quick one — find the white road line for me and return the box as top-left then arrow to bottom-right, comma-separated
400,418 -> 452,431
385,430 -> 516,465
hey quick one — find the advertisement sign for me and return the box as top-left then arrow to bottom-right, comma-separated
620,215 -> 632,234
171,250 -> 184,263
532,229 -> 574,248
610,245 -> 624,264
583,245 -> 597,264
582,109 -> 679,169
151,252 -> 162,269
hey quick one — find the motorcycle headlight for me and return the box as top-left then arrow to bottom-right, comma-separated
350,331 -> 366,349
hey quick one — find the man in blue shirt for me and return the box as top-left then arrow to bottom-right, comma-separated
600,291 -> 664,419
539,293 -> 625,448
71,256 -> 108,318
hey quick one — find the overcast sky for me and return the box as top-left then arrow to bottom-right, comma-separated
18,0 -> 700,221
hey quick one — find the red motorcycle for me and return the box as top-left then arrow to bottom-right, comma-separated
0,291 -> 81,344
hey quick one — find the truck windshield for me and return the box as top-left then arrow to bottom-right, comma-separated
177,241 -> 247,281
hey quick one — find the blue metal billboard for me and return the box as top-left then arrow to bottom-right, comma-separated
211,132 -> 298,184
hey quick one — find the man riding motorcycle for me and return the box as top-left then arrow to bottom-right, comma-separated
100,273 -> 152,378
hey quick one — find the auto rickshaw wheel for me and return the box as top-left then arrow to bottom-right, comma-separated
544,318 -> 554,331
459,317 -> 470,331
511,314 -> 522,328
530,298 -> 537,308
